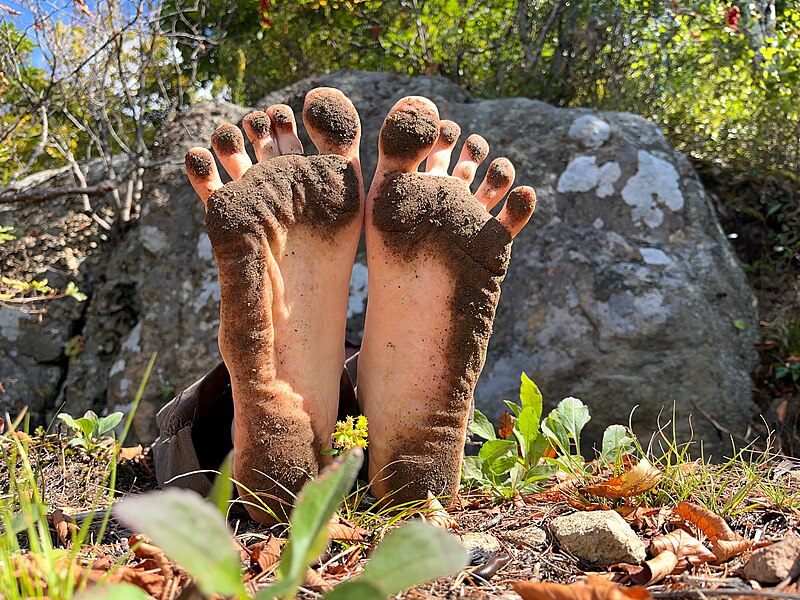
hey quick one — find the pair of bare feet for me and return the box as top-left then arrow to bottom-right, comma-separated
184,88 -> 535,523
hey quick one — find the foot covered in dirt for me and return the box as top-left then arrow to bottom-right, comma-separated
185,89 -> 363,522
358,96 -> 536,504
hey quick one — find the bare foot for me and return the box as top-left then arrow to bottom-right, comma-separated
359,97 -> 535,504
185,88 -> 363,522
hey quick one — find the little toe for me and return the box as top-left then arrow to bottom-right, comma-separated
476,157 -> 515,210
424,120 -> 461,175
211,123 -> 252,180
243,111 -> 278,161
185,148 -> 223,204
451,134 -> 489,184
266,104 -> 304,155
377,96 -> 440,173
303,87 -> 361,159
497,186 -> 536,238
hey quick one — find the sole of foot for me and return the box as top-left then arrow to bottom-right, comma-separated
185,88 -> 364,523
359,96 -> 536,505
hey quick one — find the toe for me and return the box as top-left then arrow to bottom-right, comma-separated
475,157 -> 515,210
451,134 -> 489,185
185,148 -> 223,204
377,96 -> 440,172
266,104 -> 303,155
211,124 -> 252,180
303,87 -> 361,158
497,186 -> 536,238
243,111 -> 278,161
424,120 -> 460,175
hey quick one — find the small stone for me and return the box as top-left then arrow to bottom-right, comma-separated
744,537 -> 800,584
460,532 -> 502,565
502,525 -> 547,547
568,115 -> 611,149
551,510 -> 646,568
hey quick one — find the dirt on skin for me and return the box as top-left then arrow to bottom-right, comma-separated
379,103 -> 440,159
370,172 -> 513,503
210,124 -> 245,156
303,92 -> 359,150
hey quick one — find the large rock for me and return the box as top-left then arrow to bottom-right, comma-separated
1,70 -> 757,451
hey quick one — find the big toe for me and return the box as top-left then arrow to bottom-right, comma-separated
378,96 -> 440,172
303,87 -> 361,158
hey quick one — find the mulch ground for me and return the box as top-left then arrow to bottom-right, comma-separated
2,433 -> 799,599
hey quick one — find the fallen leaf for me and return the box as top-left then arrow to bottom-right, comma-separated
498,412 -> 514,439
304,566 -> 332,592
675,502 -> 752,562
513,575 -> 651,600
247,535 -> 282,575
650,530 -> 715,563
50,509 -> 76,548
418,492 -> 457,530
129,534 -> 172,578
638,550 -> 679,585
582,459 -> 662,499
327,516 -> 369,541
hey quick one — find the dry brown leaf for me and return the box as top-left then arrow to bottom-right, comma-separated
582,459 -> 662,499
638,550 -> 679,585
50,509 -> 76,548
498,412 -> 515,439
418,492 -> 457,530
650,529 -> 715,563
119,565 -> 166,596
712,538 -> 753,563
327,517 -> 369,542
674,501 -> 752,563
248,535 -> 282,575
513,575 -> 651,600
304,567 -> 333,593
129,534 -> 172,578
119,445 -> 143,460
73,0 -> 94,17
675,502 -> 739,541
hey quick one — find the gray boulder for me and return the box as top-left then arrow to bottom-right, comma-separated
0,70 -> 757,452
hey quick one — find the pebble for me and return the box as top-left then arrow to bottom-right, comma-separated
744,537 -> 800,584
459,532 -> 502,565
550,510 -> 646,568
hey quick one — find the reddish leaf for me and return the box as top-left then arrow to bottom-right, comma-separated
513,575 -> 651,600
582,459 -> 662,499
498,412 -> 515,439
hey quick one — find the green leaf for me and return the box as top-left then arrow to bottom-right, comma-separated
208,452 -> 234,517
278,448 -> 363,594
515,406 -> 540,460
503,400 -> 522,417
477,439 -> 516,463
600,425 -> 635,463
10,503 -> 47,535
74,582 -> 153,600
461,455 -> 484,482
468,409 -> 496,441
545,397 -> 590,458
519,372 -> 543,420
488,455 -> 520,476
57,413 -> 79,432
115,488 -> 246,598
75,417 -> 96,440
97,412 -> 123,435
733,319 -> 748,331
356,522 -> 468,596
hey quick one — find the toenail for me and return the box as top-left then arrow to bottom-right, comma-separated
304,93 -> 358,148
244,112 -> 271,138
439,122 -> 460,145
506,188 -> 537,220
185,149 -> 213,177
212,124 -> 244,155
466,136 -> 489,162
487,159 -> 513,188
380,108 -> 438,158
